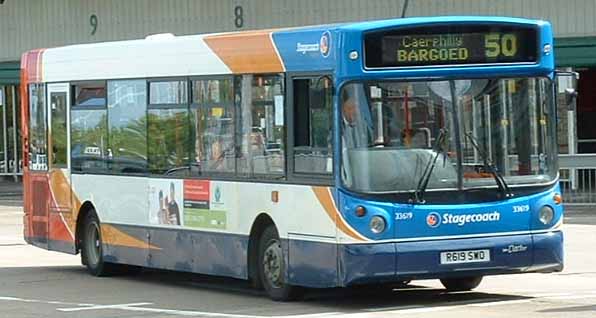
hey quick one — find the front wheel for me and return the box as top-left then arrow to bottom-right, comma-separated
258,225 -> 301,301
440,276 -> 483,291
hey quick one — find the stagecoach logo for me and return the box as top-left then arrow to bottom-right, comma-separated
426,212 -> 441,228
296,31 -> 331,57
296,42 -> 319,54
320,31 -> 331,57
427,211 -> 501,228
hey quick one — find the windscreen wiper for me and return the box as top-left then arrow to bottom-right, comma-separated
413,129 -> 447,204
465,132 -> 513,199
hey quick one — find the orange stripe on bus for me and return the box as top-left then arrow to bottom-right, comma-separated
49,170 -> 74,210
101,224 -> 161,250
204,30 -> 284,74
311,187 -> 367,241
48,170 -> 81,236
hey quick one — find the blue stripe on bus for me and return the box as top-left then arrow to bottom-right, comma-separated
272,29 -> 337,72
338,231 -> 562,285
102,225 -> 249,280
99,223 -> 562,288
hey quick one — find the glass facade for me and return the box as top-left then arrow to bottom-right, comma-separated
0,85 -> 21,176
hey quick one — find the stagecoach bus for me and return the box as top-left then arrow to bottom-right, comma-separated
21,16 -> 564,300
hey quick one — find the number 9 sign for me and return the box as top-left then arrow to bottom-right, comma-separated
90,14 -> 98,36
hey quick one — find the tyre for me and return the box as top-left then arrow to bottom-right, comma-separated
440,276 -> 483,291
81,211 -> 119,276
258,225 -> 301,301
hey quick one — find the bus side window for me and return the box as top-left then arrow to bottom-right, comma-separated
147,80 -> 190,176
70,81 -> 108,173
190,78 -> 235,176
107,80 -> 148,174
237,74 -> 285,178
293,77 -> 333,175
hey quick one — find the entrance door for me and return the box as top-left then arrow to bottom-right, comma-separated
47,83 -> 74,251
26,83 -> 49,248
577,69 -> 596,153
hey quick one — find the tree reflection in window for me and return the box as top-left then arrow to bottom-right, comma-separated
148,108 -> 190,175
107,80 -> 147,174
191,78 -> 235,175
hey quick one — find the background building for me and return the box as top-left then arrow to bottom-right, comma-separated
1,0 -> 594,199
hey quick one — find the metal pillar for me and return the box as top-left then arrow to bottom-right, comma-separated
1,85 -> 7,175
11,85 -> 18,181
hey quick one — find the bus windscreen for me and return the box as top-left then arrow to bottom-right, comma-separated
364,24 -> 538,68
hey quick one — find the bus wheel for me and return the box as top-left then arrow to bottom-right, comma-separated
81,211 -> 117,276
258,225 -> 301,301
440,276 -> 483,292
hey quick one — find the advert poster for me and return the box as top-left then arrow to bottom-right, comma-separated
183,180 -> 227,229
149,179 -> 184,226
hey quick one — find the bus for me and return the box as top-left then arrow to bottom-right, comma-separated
21,16 -> 564,301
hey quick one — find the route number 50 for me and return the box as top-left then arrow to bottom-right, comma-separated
485,33 -> 518,58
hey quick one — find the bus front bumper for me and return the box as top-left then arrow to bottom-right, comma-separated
339,230 -> 563,286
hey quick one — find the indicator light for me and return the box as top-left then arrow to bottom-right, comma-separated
355,206 -> 366,217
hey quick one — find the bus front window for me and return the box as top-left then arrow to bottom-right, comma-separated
340,77 -> 557,195
340,81 -> 458,193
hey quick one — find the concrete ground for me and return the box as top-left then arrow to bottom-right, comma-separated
0,182 -> 595,317
0,178 -> 22,207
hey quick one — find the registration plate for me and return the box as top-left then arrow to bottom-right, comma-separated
440,249 -> 490,264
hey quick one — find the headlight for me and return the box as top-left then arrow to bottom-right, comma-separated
539,206 -> 554,225
370,216 -> 386,234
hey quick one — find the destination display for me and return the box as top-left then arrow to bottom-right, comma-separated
364,25 -> 538,68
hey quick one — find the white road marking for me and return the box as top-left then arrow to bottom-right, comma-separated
100,306 -> 270,317
1,290 -> 596,317
57,302 -> 153,312
0,296 -> 83,306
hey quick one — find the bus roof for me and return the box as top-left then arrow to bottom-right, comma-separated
22,16 -> 551,83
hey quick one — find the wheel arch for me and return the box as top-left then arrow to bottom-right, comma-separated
75,201 -> 97,254
247,212 -> 277,288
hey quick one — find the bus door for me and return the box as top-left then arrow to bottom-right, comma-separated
46,83 -> 75,251
26,83 -> 49,249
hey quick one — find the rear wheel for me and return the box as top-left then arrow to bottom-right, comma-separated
440,276 -> 483,291
81,211 -> 119,276
258,225 -> 301,301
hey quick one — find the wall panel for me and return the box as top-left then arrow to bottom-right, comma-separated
0,0 -> 594,62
